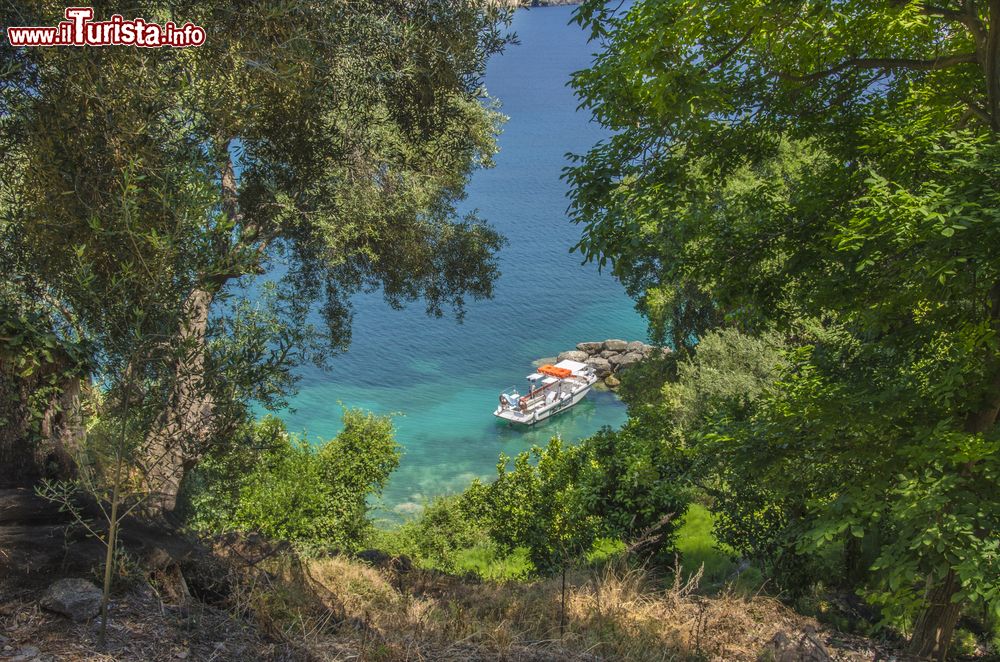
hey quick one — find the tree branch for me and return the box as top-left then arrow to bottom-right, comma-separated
964,0 -> 988,43
777,52 -> 979,82
709,27 -> 755,71
958,96 -> 994,125
987,0 -> 1000,130
916,2 -> 972,22
888,0 -> 987,47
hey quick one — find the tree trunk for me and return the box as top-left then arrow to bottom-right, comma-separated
143,286 -> 215,514
987,0 -> 999,131
908,282 -> 1000,659
0,349 -> 83,488
907,570 -> 962,661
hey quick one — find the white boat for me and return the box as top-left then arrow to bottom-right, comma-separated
494,359 -> 598,425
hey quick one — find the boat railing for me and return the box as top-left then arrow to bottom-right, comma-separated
520,380 -> 563,407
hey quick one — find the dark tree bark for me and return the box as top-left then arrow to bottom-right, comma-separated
907,570 -> 962,661
0,350 -> 83,488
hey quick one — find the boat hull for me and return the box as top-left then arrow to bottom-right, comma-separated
493,379 -> 594,426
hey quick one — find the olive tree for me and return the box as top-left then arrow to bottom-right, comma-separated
1,0 -> 512,511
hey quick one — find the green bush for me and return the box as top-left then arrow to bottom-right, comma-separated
182,410 -> 399,552
951,628 -> 978,657
380,495 -> 489,572
371,496 -> 533,581
463,431 -> 690,576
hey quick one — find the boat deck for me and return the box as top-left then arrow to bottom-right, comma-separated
494,360 -> 597,425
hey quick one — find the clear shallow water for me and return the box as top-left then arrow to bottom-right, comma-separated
275,6 -> 647,518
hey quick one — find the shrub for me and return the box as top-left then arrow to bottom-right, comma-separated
182,409 -> 399,551
380,494 -> 490,572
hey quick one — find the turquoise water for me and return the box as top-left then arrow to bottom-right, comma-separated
277,6 -> 647,518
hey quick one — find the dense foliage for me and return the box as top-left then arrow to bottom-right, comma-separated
183,411 -> 399,551
0,0 -> 512,511
563,1 -> 1000,658
3,1 -> 999,658
460,426 -> 688,574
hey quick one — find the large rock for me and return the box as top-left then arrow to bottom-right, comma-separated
599,350 -> 619,359
585,356 -> 612,378
637,344 -> 670,358
761,628 -> 833,662
604,374 -> 621,389
576,341 -> 603,354
603,339 -> 628,352
10,645 -> 40,662
609,351 -> 644,370
40,578 -> 102,622
557,350 -> 589,363
626,341 -> 646,354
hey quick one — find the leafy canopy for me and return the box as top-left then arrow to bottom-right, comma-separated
565,0 -> 1000,649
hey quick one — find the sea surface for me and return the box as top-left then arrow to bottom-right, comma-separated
275,6 -> 648,519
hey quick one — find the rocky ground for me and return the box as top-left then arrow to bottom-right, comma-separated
0,486 -> 918,662
0,488 -> 295,661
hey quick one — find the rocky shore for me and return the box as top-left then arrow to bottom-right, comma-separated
541,339 -> 668,390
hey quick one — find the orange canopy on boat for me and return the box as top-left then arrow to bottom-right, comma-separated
538,364 -> 572,379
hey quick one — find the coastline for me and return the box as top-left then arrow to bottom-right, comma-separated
536,339 -> 668,390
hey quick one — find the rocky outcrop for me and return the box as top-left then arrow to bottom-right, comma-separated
585,356 -> 612,378
576,341 -> 603,353
550,339 -> 670,389
609,351 -> 644,370
602,339 -> 628,352
557,350 -> 589,363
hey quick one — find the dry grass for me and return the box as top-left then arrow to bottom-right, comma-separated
234,554 -> 882,661
0,540 -> 887,661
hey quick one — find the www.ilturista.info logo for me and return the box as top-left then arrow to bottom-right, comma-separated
6,7 -> 205,48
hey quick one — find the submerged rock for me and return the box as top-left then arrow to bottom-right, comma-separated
604,375 -> 621,389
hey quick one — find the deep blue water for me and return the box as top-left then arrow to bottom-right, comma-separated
276,6 -> 647,518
